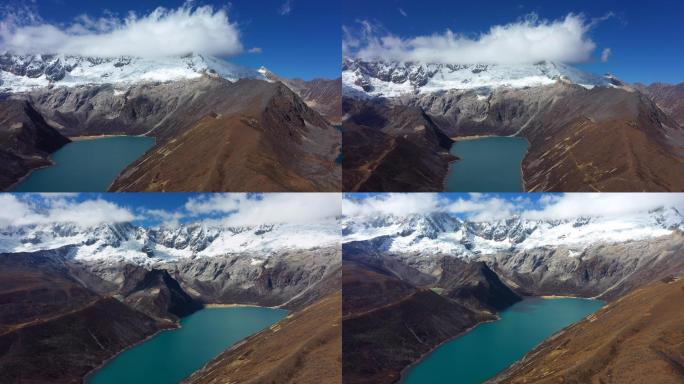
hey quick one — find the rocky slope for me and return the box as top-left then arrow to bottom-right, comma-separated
342,98 -> 455,191
0,250 -> 168,384
0,220 -> 342,307
0,98 -> 70,189
104,79 -> 340,191
185,290 -> 341,384
1,53 -> 341,191
635,82 -> 684,125
260,67 -> 342,124
343,209 -> 684,299
342,260 -> 493,384
0,53 -> 261,92
489,277 -> 684,384
343,59 -> 612,98
0,220 -> 342,382
341,209 -> 684,382
342,58 -> 684,192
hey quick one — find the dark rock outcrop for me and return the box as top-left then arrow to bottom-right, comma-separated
342,260 -> 493,384
0,98 -> 70,189
0,251 -> 166,384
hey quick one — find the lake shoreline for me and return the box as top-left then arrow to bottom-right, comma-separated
449,134 -> 498,141
203,303 -> 279,309
5,161 -> 55,192
68,134 -> 147,141
86,306 -> 287,384
13,135 -> 155,192
400,296 -> 604,383
444,135 -> 530,192
398,316 -> 500,383
82,321 -> 179,384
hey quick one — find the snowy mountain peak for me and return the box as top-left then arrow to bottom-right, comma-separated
343,209 -> 683,257
0,52 -> 265,93
0,220 -> 340,266
342,57 -> 616,98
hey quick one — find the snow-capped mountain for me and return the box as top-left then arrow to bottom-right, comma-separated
342,58 -> 615,98
0,220 -> 340,265
342,207 -> 684,256
0,52 -> 264,93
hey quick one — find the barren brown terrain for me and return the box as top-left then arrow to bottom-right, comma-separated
490,278 -> 684,384
342,261 -> 493,384
1,76 -> 340,192
0,98 -> 70,190
0,251 -> 166,384
636,82 -> 684,125
107,79 -> 340,192
342,99 -> 455,192
343,83 -> 684,192
185,292 -> 341,384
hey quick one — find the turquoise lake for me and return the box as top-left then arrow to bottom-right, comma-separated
446,136 -> 529,192
403,298 -> 604,384
88,307 -> 287,384
13,136 -> 155,192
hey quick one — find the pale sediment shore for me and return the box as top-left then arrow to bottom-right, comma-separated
68,134 -> 134,141
204,303 -> 274,308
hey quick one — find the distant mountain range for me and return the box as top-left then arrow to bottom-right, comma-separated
1,220 -> 340,264
0,219 -> 341,383
341,207 -> 684,383
343,59 -> 615,97
342,58 -> 684,192
342,207 -> 683,256
0,53 -> 342,191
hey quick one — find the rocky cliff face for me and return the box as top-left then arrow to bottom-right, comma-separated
342,210 -> 684,301
341,260 -> 493,384
0,53 -> 261,92
635,82 -> 684,125
1,53 -> 341,192
1,220 -> 342,309
0,250 -> 168,384
0,218 -> 342,383
0,98 -> 70,189
341,209 -> 684,383
260,68 -> 343,124
342,58 -> 684,192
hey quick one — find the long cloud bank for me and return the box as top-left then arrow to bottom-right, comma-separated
345,13 -> 601,65
0,3 -> 242,58
0,193 -> 341,229
343,193 -> 684,222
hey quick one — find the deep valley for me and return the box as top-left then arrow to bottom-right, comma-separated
0,54 -> 342,192
341,202 -> 684,383
0,217 -> 342,384
342,60 -> 684,192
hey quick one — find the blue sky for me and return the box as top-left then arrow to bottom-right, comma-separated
342,193 -> 684,221
343,0 -> 684,84
2,193 -> 341,228
3,0 -> 340,80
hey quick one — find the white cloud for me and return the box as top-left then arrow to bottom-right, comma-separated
347,13 -> 600,64
140,208 -> 185,227
601,47 -> 612,62
342,193 -> 444,217
0,2 -> 243,58
343,193 -> 684,223
248,47 -> 262,53
445,195 -> 519,221
398,8 -> 407,17
279,0 -> 292,16
186,193 -> 341,226
523,193 -> 684,221
0,195 -> 136,228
